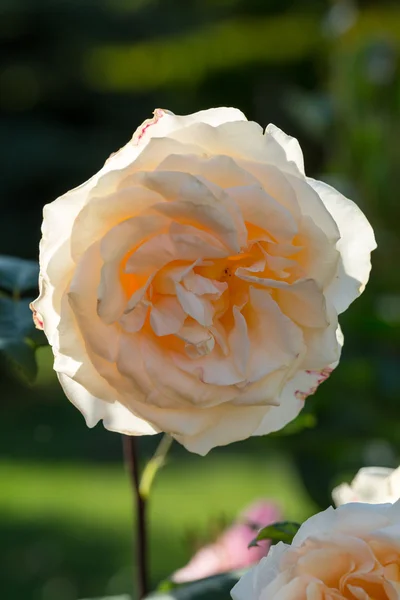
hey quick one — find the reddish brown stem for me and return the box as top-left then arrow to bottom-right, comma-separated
123,435 -> 149,599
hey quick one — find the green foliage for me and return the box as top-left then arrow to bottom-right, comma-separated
0,255 -> 39,296
0,255 -> 43,382
249,521 -> 300,548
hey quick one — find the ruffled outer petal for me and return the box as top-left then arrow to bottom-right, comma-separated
58,373 -> 158,435
265,123 -> 305,174
307,178 -> 377,314
252,358 -> 340,438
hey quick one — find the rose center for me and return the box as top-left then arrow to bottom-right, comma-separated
114,227 -> 301,364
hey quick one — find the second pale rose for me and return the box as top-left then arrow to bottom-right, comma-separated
231,501 -> 400,600
333,467 -> 400,506
32,107 -> 376,454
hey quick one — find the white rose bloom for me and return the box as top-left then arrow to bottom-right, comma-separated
333,467 -> 400,506
232,501 -> 400,600
31,107 -> 376,454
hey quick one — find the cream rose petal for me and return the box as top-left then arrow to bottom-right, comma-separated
102,107 -> 248,173
253,364 -> 337,437
227,184 -> 298,241
150,297 -> 186,336
246,287 -> 304,383
308,178 -> 377,314
156,153 -> 256,189
144,171 -> 241,253
58,373 -> 157,435
174,404 -> 272,456
133,107 -> 247,146
265,123 -> 305,174
169,120 -> 300,175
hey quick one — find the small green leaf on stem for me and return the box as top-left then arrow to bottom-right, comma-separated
248,521 -> 300,548
157,579 -> 180,593
139,434 -> 174,500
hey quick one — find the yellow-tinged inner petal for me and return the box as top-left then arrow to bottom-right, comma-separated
102,211 -> 309,384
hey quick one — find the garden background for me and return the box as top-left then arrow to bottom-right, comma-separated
1,0 -> 400,598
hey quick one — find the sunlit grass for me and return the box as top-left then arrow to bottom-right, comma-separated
0,453 -> 314,532
0,452 -> 315,595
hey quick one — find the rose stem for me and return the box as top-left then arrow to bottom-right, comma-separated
123,435 -> 149,600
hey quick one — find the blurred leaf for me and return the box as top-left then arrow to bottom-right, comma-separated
157,579 -> 180,593
28,326 -> 47,348
249,521 -> 300,548
271,412 -> 317,436
0,297 -> 35,339
0,255 -> 38,295
0,339 -> 38,383
147,571 -> 243,600
0,296 -> 38,382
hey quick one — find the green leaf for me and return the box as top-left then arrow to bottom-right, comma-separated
146,571 -> 243,600
0,297 -> 39,382
0,255 -> 39,295
0,339 -> 38,382
248,521 -> 300,548
0,297 -> 36,339
156,580 -> 180,594
27,325 -> 47,348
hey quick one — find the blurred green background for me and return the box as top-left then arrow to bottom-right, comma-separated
1,0 -> 400,598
